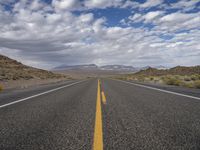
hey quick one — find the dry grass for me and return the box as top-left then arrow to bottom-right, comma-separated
163,77 -> 182,86
194,80 -> 200,89
0,84 -> 3,91
115,74 -> 200,89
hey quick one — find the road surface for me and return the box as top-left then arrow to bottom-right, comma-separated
0,78 -> 200,150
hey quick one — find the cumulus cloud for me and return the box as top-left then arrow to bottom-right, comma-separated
155,12 -> 200,33
0,0 -> 199,69
143,11 -> 164,21
128,13 -> 142,22
79,13 -> 94,23
84,0 -> 123,9
52,0 -> 82,11
169,0 -> 199,12
160,12 -> 194,22
126,11 -> 164,23
140,0 -> 163,8
0,0 -> 15,5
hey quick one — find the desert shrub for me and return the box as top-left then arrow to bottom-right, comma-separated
184,76 -> 191,81
174,75 -> 181,79
0,84 -> 3,91
161,75 -> 170,80
183,83 -> 194,88
150,76 -> 154,81
194,80 -> 200,89
191,75 -> 198,81
160,76 -> 166,80
137,76 -> 145,82
163,77 -> 182,86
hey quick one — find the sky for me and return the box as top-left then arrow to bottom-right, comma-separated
0,0 -> 200,69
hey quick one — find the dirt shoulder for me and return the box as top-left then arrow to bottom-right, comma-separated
0,78 -> 71,91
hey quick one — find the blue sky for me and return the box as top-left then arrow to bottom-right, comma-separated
0,0 -> 200,69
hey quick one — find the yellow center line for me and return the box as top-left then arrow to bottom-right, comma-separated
93,79 -> 103,150
101,91 -> 106,105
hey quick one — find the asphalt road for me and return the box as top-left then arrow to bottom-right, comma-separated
0,78 -> 200,150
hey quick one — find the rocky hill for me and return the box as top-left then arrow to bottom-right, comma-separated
0,54 -> 67,81
116,66 -> 200,89
134,66 -> 200,76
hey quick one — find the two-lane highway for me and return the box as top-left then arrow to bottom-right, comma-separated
1,78 -> 200,150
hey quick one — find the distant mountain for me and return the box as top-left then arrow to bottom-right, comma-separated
53,64 -> 138,72
53,64 -> 98,70
100,65 -> 138,72
0,54 -> 66,81
139,66 -> 151,70
154,65 -> 168,70
139,65 -> 168,70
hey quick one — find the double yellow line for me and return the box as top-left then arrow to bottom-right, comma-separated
93,79 -> 106,150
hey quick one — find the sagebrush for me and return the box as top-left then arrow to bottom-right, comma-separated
0,84 -> 3,91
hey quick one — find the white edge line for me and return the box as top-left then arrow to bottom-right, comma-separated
113,79 -> 200,100
0,80 -> 86,109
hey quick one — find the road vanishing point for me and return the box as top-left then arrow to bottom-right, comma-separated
0,78 -> 200,150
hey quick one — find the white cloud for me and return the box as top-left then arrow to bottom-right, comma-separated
84,0 -> 123,9
143,11 -> 164,21
160,12 -> 191,22
170,0 -> 199,11
79,13 -> 94,23
121,0 -> 140,8
0,0 -> 15,5
140,0 -> 163,8
52,0 -> 81,11
129,13 -> 142,21
85,0 -> 107,8
124,11 -> 164,24
0,0 -> 199,69
155,12 -> 200,32
126,11 -> 200,33
30,0 -> 45,11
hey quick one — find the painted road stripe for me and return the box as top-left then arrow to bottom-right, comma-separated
101,91 -> 106,105
114,79 -> 200,100
0,80 -> 86,109
93,79 -> 103,150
